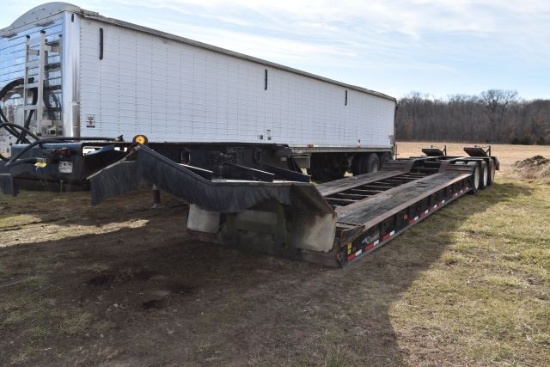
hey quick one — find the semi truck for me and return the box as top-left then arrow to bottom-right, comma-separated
0,3 -> 499,267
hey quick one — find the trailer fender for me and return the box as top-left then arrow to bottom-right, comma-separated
0,164 -> 17,196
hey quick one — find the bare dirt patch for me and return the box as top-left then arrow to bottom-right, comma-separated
1,190 -> 413,366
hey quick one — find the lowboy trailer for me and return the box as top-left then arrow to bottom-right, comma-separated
89,144 -> 498,267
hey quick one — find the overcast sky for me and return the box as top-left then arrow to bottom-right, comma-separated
2,0 -> 549,100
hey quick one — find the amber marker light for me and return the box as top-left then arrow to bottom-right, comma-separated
132,135 -> 149,145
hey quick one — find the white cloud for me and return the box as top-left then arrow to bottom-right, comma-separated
2,0 -> 549,98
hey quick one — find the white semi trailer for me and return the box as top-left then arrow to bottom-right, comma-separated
0,2 -> 396,189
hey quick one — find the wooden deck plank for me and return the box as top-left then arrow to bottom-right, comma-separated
317,171 -> 404,197
335,171 -> 469,226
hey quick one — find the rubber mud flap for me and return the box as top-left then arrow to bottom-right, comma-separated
0,173 -> 18,196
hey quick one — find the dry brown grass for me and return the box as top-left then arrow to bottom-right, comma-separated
389,175 -> 550,366
396,141 -> 550,173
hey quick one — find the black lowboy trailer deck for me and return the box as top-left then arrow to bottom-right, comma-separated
88,144 -> 498,267
321,161 -> 479,266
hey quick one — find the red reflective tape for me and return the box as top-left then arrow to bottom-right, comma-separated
348,253 -> 356,261
365,243 -> 375,252
382,231 -> 395,241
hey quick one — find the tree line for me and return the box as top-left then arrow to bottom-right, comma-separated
395,90 -> 550,145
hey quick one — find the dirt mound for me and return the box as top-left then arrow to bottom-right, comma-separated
513,155 -> 550,168
512,155 -> 550,181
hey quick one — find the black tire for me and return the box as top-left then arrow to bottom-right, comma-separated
487,159 -> 496,186
353,153 -> 379,175
479,161 -> 488,190
468,162 -> 480,195
378,152 -> 392,169
363,153 -> 380,173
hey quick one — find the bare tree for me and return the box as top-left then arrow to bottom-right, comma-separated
395,91 -> 549,145
479,89 -> 518,141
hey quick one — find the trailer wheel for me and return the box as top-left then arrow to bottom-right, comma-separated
378,152 -> 391,169
352,153 -> 381,175
479,161 -> 489,190
487,159 -> 496,186
363,153 -> 380,173
468,162 -> 481,194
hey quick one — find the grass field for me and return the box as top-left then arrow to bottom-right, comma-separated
0,142 -> 549,366
391,142 -> 550,366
